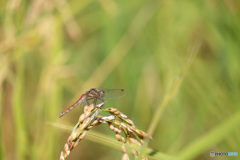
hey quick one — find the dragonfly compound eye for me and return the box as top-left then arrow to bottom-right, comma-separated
99,90 -> 105,98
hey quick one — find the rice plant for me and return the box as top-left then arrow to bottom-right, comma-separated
1,0 -> 240,160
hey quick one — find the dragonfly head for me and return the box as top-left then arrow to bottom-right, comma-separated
99,89 -> 105,98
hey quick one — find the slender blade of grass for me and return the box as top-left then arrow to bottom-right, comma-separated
177,110 -> 240,160
147,43 -> 201,136
13,55 -> 28,160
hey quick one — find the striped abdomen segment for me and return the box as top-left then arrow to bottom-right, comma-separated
59,94 -> 86,118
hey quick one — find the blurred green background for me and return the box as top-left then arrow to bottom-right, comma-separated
1,0 -> 240,160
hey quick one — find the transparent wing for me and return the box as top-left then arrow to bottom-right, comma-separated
97,88 -> 126,100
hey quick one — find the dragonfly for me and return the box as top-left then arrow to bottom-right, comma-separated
59,88 -> 125,118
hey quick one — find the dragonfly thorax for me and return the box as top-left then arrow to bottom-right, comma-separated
87,88 -> 105,99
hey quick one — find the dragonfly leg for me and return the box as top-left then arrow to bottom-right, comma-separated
86,98 -> 94,105
98,97 -> 105,103
93,98 -> 97,105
